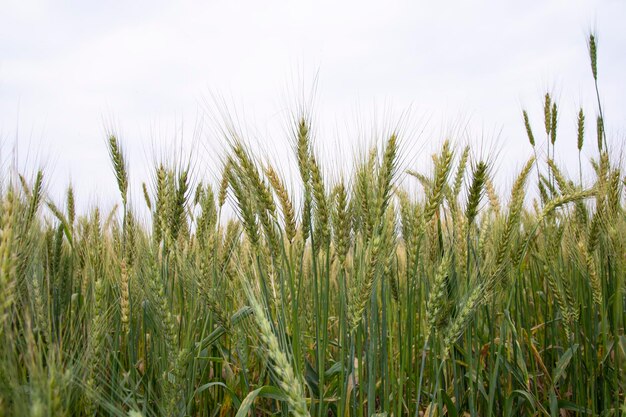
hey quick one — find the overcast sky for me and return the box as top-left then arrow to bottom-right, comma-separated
1,1 -> 625,213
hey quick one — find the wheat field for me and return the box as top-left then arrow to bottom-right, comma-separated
0,34 -> 624,417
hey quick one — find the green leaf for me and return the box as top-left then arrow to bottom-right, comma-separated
510,389 -> 536,411
440,390 -> 457,417
235,386 -> 288,417
552,344 -> 578,384
549,390 -> 558,417
557,400 -> 593,414
195,382 -> 241,409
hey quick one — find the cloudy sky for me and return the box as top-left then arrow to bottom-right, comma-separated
1,1 -> 625,212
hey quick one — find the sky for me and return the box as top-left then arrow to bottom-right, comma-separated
1,1 -> 625,214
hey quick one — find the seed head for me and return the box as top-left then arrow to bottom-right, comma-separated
523,110 -> 535,147
544,93 -> 552,136
577,108 -> 585,151
589,34 -> 598,80
550,102 -> 558,145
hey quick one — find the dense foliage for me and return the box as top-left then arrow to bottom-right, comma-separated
0,34 -> 624,417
